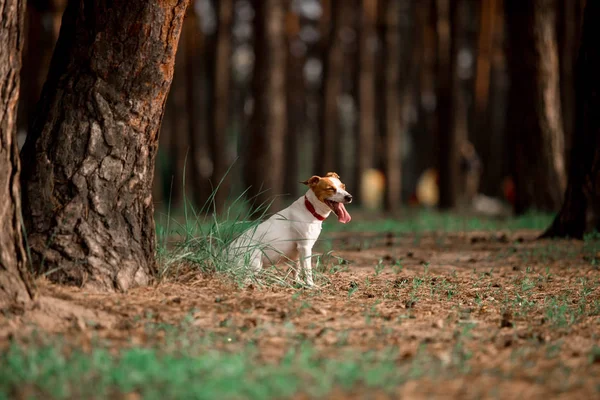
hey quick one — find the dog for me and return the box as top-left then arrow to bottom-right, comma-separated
228,172 -> 352,286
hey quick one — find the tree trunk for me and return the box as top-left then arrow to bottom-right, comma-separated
436,0 -> 462,210
542,1 -> 600,239
474,0 -> 508,198
316,0 -> 342,175
556,0 -> 586,168
18,0 -> 66,141
19,0 -> 190,292
381,0 -> 413,211
1,0 -> 35,310
355,0 -> 378,203
244,0 -> 287,212
504,0 -> 566,214
184,8 -> 212,210
209,0 -> 234,212
410,0 -> 437,201
284,9 -> 305,199
488,1 -> 510,199
336,0 -> 360,190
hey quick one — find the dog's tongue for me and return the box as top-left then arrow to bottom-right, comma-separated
332,202 -> 351,223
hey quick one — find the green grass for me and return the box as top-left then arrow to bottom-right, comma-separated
0,337 -> 465,400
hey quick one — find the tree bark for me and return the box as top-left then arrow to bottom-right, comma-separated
542,1 -> 600,239
504,0 -> 566,214
19,0 -> 190,292
1,0 -> 35,310
244,0 -> 287,212
355,0 -> 378,203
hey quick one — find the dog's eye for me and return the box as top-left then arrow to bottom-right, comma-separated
328,187 -> 335,191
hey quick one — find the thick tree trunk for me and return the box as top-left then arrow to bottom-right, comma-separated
244,0 -> 287,212
209,0 -> 234,212
504,0 -> 566,214
1,0 -> 34,309
354,0 -> 378,203
381,0 -> 414,211
20,0 -> 190,292
542,1 -> 600,239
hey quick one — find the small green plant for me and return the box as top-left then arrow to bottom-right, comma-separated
374,259 -> 385,276
347,281 -> 360,298
544,296 -> 576,328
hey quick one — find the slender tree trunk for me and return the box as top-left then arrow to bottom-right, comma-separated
284,9 -> 304,198
355,0 -> 378,203
436,0 -> 462,209
411,0 -> 437,200
209,0 -> 233,212
488,1 -> 510,199
185,8 -> 212,209
336,0 -> 360,189
475,0 -> 508,198
557,0 -> 586,167
381,0 -> 414,211
20,0 -> 190,292
18,0 -> 66,140
542,1 -> 600,239
1,0 -> 34,309
317,0 -> 343,175
504,0 -> 566,214
244,0 -> 287,212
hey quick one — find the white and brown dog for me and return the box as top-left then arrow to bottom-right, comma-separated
229,172 -> 352,286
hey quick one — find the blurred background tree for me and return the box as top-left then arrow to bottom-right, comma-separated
15,0 -> 591,222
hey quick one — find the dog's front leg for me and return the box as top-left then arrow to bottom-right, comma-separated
297,245 -> 315,287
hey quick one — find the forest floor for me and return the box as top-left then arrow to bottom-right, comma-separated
1,212 -> 600,399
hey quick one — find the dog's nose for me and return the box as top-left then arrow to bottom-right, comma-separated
345,194 -> 353,203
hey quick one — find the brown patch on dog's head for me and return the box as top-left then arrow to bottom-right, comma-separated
301,172 -> 345,203
300,176 -> 321,187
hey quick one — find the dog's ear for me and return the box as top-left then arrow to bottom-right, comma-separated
301,176 -> 320,187
325,172 -> 340,179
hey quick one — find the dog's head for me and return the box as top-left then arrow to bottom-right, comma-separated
301,172 -> 352,223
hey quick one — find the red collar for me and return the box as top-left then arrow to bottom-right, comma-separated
304,196 -> 326,221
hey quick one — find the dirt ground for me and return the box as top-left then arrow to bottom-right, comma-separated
2,230 -> 600,399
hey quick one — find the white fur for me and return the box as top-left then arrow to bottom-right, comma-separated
228,187 -> 346,287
